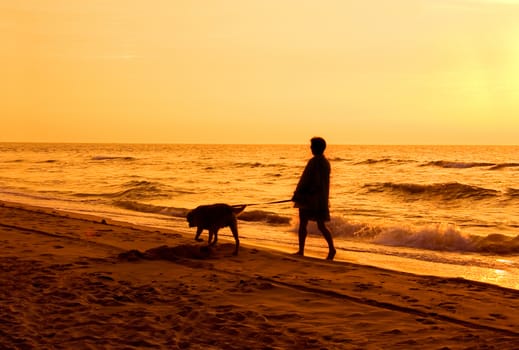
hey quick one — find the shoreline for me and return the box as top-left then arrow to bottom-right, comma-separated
1,200 -> 519,349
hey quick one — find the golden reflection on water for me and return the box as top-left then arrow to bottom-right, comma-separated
496,258 -> 514,265
477,267 -> 519,290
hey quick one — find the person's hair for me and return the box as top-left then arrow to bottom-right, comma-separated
310,137 -> 326,155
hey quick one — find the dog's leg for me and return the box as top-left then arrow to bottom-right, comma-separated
194,227 -> 204,242
230,220 -> 240,255
213,229 -> 218,245
208,229 -> 217,245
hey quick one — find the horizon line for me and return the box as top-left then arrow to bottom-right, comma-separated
1,141 -> 518,147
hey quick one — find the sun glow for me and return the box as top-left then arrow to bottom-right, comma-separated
1,0 -> 519,144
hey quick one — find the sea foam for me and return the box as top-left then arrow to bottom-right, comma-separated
327,216 -> 519,255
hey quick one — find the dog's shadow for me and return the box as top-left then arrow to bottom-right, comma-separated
118,243 -> 238,262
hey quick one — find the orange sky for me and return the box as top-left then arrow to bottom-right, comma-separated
1,0 -> 518,144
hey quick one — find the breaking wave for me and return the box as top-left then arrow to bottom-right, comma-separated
422,161 -> 495,169
421,161 -> 519,170
233,161 -> 285,168
75,181 -> 178,201
363,182 -> 499,200
507,188 -> 519,198
329,157 -> 350,162
355,158 -> 412,165
490,163 -> 519,170
113,200 -> 291,226
91,156 -> 137,161
113,200 -> 189,218
327,217 -> 519,255
239,209 -> 291,225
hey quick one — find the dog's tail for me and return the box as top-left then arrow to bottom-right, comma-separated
231,204 -> 247,215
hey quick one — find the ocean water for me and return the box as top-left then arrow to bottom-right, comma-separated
1,143 -> 518,289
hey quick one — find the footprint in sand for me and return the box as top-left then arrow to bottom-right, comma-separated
437,302 -> 457,312
353,282 -> 381,291
415,317 -> 437,325
401,295 -> 419,303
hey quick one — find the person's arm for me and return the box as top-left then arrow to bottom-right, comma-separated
292,159 -> 317,202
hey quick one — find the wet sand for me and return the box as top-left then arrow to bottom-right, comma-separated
1,200 -> 518,349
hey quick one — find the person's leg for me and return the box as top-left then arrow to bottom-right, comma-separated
296,210 -> 309,256
317,220 -> 336,260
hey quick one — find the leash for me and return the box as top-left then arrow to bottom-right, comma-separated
231,199 -> 292,208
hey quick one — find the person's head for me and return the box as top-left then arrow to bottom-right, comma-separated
310,137 -> 326,156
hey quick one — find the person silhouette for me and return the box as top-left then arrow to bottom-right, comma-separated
292,137 -> 336,260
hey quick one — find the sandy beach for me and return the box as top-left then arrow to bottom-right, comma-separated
1,200 -> 518,349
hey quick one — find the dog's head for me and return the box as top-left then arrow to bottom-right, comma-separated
186,209 -> 196,227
